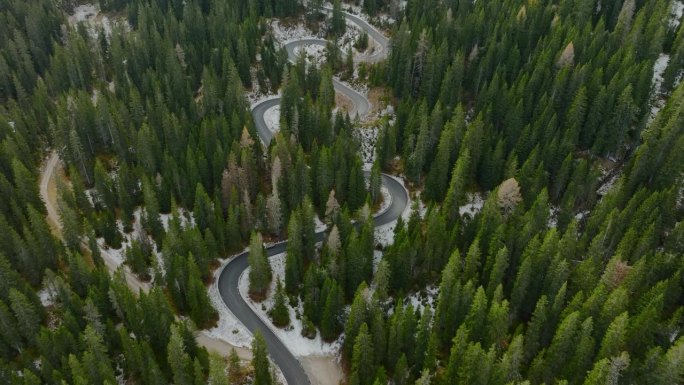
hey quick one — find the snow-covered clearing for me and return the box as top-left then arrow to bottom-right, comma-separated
264,105 -> 281,133
205,258 -> 253,348
239,253 -> 342,357
68,3 -> 130,38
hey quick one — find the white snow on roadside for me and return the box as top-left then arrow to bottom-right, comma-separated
336,23 -> 364,57
377,185 -> 392,216
273,367 -> 287,385
375,177 -> 412,247
250,92 -> 280,110
294,44 -> 328,66
355,126 -> 378,166
204,258 -> 253,348
239,253 -> 342,357
271,19 -> 320,44
264,105 -> 281,133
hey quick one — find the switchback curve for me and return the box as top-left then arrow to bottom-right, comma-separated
217,10 -> 403,385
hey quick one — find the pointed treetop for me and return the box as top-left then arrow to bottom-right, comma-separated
240,127 -> 254,148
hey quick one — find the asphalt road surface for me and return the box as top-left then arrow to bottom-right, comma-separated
219,11 -> 403,385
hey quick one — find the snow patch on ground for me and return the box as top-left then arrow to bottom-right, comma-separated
339,76 -> 370,103
239,253 -> 342,357
574,210 -> 590,222
548,206 -> 559,228
372,250 -> 383,272
271,19 -> 320,44
671,1 -> 684,28
650,53 -> 677,123
458,193 -> 484,218
68,3 -> 130,39
294,44 -> 328,66
377,185 -> 392,216
355,105 -> 396,167
274,366 -> 288,385
404,286 -> 439,313
38,288 -> 55,307
96,207 -> 195,279
336,24 -> 364,58
97,237 -> 126,266
355,126 -> 378,166
264,105 -> 281,133
314,215 -> 328,233
159,209 -> 195,232
204,258 -> 253,348
652,54 -> 670,96
376,14 -> 397,25
597,173 -> 620,196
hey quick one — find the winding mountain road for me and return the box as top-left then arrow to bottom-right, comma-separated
283,38 -> 371,119
218,10 -> 402,385
39,9 -> 400,385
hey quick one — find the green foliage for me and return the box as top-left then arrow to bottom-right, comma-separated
269,278 -> 290,327
0,0 -> 682,384
248,232 -> 272,299
330,0 -> 346,38
252,331 -> 273,385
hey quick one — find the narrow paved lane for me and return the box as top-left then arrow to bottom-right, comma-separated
282,39 -> 371,119
220,10 -> 401,385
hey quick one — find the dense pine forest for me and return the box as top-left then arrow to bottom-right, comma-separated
0,0 -> 683,384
